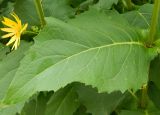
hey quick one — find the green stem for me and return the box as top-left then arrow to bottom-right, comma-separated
34,0 -> 46,27
140,84 -> 148,109
148,0 -> 160,45
123,0 -> 134,10
24,30 -> 38,35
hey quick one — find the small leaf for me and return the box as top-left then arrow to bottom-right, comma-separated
149,55 -> 160,89
14,0 -> 40,26
75,84 -> 123,115
119,110 -> 143,115
14,0 -> 77,26
42,0 -> 75,21
148,82 -> 160,109
21,92 -> 52,115
123,4 -> 160,32
95,0 -> 118,10
45,85 -> 80,115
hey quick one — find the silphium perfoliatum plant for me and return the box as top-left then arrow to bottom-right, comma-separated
0,0 -> 160,115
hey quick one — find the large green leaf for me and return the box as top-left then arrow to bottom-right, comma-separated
3,9 -> 155,104
0,41 -> 32,101
0,43 -> 26,115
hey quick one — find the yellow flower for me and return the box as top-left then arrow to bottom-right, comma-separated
0,13 -> 28,50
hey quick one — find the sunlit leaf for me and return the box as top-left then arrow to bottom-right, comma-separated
3,9 -> 156,105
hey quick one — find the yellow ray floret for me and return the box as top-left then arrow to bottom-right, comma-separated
0,13 -> 28,50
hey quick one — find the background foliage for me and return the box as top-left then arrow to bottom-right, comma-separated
0,0 -> 160,115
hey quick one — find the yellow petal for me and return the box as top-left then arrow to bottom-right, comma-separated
2,32 -> 15,38
11,13 -> 20,22
11,38 -> 19,50
1,28 -> 16,33
1,13 -> 27,50
2,17 -> 17,27
11,13 -> 21,27
21,23 -> 28,33
6,35 -> 17,46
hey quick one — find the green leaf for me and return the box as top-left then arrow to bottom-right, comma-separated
149,55 -> 160,89
0,0 -> 3,4
0,102 -> 24,115
119,109 -> 160,115
75,84 -> 123,115
0,1 -> 14,16
3,9 -> 155,104
123,4 -> 152,29
14,0 -> 40,26
123,4 -> 160,31
148,82 -> 160,109
45,85 -> 80,115
0,44 -> 9,61
119,99 -> 160,115
21,92 -> 52,115
73,105 -> 90,115
95,0 -> 118,10
119,110 -> 143,115
14,0 -> 77,26
42,0 -> 75,21
0,41 -> 32,101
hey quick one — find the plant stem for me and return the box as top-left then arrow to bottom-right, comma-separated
123,0 -> 134,10
34,0 -> 46,27
148,0 -> 160,45
24,30 -> 38,35
140,84 -> 148,109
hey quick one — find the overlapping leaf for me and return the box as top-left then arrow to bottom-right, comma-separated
75,84 -> 123,115
21,92 -> 52,115
14,0 -> 82,26
123,4 -> 160,31
14,0 -> 40,26
95,0 -> 118,10
45,85 -> 79,115
42,0 -> 75,21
